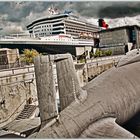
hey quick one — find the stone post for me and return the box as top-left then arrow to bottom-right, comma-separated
34,55 -> 57,125
56,54 -> 81,111
134,26 -> 139,53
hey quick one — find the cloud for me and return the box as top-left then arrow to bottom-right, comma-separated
98,2 -> 140,18
1,1 -> 140,35
0,23 -> 23,35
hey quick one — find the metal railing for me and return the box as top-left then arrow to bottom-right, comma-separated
0,99 -> 26,126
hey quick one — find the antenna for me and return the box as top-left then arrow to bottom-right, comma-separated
48,5 -> 59,15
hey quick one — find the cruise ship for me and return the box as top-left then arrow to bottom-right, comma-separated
26,9 -> 99,39
0,9 -> 99,57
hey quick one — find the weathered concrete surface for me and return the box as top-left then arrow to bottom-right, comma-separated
0,55 -> 114,128
0,130 -> 23,138
117,49 -> 140,67
34,55 -> 57,125
2,117 -> 40,137
76,55 -> 121,86
32,51 -> 140,138
0,66 -> 37,127
56,55 -> 83,111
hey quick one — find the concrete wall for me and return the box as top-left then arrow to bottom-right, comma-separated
76,46 -> 92,58
0,66 -> 37,127
0,56 -> 120,126
100,46 -> 125,55
87,62 -> 114,80
99,28 -> 128,46
7,49 -> 19,64
75,64 -> 86,87
0,48 -> 20,70
0,48 -> 19,65
99,26 -> 140,55
75,60 -> 116,87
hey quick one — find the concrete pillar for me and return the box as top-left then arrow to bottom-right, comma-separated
34,55 -> 57,125
56,54 -> 81,111
134,26 -> 139,52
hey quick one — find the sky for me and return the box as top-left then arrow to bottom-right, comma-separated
1,1 -> 140,35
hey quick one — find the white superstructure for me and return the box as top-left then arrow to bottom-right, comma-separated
39,34 -> 94,45
27,11 -> 99,38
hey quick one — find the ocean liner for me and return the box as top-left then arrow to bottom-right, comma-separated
27,8 -> 99,39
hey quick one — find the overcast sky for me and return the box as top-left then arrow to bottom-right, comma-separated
1,1 -> 140,35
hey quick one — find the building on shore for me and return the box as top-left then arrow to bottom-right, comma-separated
27,12 -> 99,38
98,25 -> 140,55
0,48 -> 19,69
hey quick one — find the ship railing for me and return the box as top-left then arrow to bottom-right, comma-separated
0,34 -> 31,40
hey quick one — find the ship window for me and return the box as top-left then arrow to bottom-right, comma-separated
53,27 -> 64,31
53,23 -> 64,27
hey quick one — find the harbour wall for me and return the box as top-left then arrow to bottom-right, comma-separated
76,56 -> 121,86
0,66 -> 37,127
0,55 -> 121,126
76,61 -> 116,87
